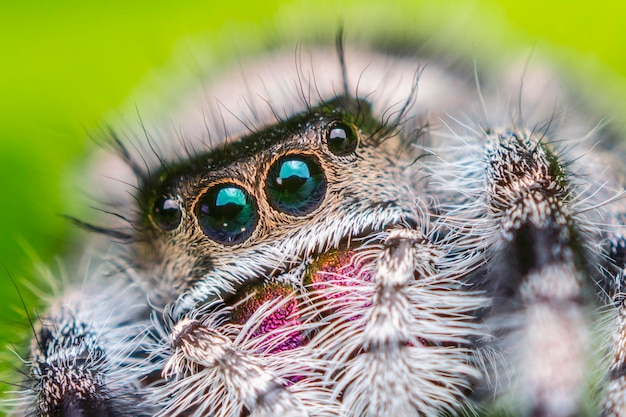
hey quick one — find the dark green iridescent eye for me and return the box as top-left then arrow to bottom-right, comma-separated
266,155 -> 326,215
196,184 -> 257,245
153,196 -> 183,231
326,121 -> 359,155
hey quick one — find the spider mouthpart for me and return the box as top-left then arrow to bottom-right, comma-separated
304,248 -> 372,314
229,281 -> 305,354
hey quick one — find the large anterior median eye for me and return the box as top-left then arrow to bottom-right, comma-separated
266,155 -> 326,215
196,184 -> 257,244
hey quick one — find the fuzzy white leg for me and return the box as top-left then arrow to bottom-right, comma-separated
6,275 -> 153,417
602,297 -> 626,417
157,304 -> 343,417
518,265 -> 588,417
483,131 -> 590,416
312,229 -> 481,417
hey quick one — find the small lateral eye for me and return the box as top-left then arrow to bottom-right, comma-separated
325,121 -> 359,155
196,184 -> 257,245
266,155 -> 326,216
153,196 -> 183,231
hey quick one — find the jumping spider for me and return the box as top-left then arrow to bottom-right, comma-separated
5,41 -> 626,417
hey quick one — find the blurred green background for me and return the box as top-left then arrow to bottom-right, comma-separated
1,0 -> 626,401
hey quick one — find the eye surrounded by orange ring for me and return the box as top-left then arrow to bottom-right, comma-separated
196,184 -> 258,245
265,155 -> 326,216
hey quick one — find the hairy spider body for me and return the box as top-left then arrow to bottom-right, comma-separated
4,42 -> 626,417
